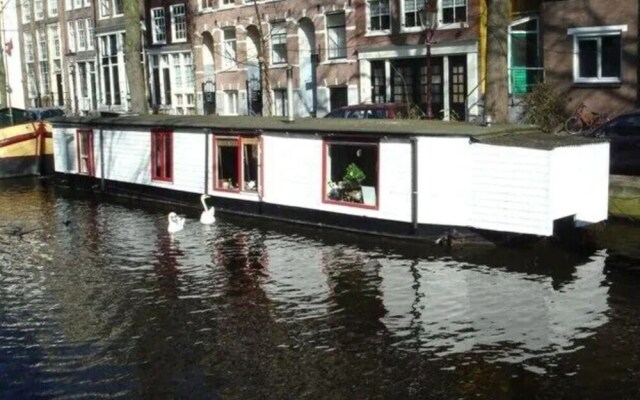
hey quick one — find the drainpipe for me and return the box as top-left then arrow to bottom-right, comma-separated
99,127 -> 105,192
286,65 -> 294,122
410,137 -> 418,234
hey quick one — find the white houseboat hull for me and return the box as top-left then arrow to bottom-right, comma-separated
51,116 -> 609,242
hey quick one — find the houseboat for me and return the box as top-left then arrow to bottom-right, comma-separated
0,107 -> 53,179
50,115 -> 609,243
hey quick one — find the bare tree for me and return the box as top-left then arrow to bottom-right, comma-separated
250,0 -> 273,116
484,0 -> 509,123
124,1 -> 148,114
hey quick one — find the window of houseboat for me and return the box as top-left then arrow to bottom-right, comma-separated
77,129 -> 95,176
323,139 -> 378,208
214,136 -> 260,193
151,129 -> 173,182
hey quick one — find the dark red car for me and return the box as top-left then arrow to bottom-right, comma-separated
323,103 -> 426,119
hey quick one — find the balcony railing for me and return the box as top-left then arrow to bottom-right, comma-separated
509,67 -> 545,95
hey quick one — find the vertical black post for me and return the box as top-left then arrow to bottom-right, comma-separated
99,128 -> 105,192
204,128 -> 209,194
410,137 -> 418,234
311,52 -> 319,117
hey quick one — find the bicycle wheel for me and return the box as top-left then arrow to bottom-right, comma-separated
565,116 -> 583,134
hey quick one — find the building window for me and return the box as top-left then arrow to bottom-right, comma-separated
442,0 -> 466,24
327,12 -> 346,59
509,17 -> 541,94
171,4 -> 187,42
224,90 -> 238,115
100,0 -> 110,17
223,28 -> 237,69
324,139 -> 379,208
221,0 -> 233,6
273,89 -> 287,116
48,24 -> 60,59
151,8 -> 166,44
100,34 -> 120,106
24,33 -> 34,62
368,0 -> 390,32
77,19 -> 87,51
87,19 -> 94,50
34,0 -> 44,20
403,0 -> 420,28
371,61 -> 386,103
569,25 -> 625,84
214,136 -> 260,192
271,21 -> 287,64
67,21 -> 76,53
330,86 -> 348,110
39,61 -> 50,94
151,129 -> 173,182
113,0 -> 123,15
77,129 -> 94,175
22,0 -> 31,23
47,0 -> 57,16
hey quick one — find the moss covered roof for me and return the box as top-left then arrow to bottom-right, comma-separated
54,115 -> 606,150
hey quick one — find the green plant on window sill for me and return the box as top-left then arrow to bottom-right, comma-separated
342,163 -> 366,190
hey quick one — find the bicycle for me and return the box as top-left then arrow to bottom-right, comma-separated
564,103 -> 609,134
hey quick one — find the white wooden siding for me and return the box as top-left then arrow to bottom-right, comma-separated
417,137 -> 471,227
469,144 -> 552,236
550,143 -> 609,224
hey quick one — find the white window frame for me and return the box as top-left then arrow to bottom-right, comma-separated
67,21 -> 76,53
47,0 -> 57,16
99,0 -> 110,18
367,0 -> 390,34
34,0 -> 44,20
74,0 -> 82,9
441,0 -> 467,25
48,24 -> 60,59
568,25 -> 627,85
113,0 -> 123,16
151,7 -> 166,44
326,12 -> 347,60
170,4 -> 187,43
22,0 -> 32,23
401,0 -> 421,31
224,90 -> 238,115
24,33 -> 34,63
222,28 -> 237,69
270,21 -> 287,64
87,19 -> 95,50
77,19 -> 87,51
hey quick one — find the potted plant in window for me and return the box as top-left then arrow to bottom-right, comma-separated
341,163 -> 366,202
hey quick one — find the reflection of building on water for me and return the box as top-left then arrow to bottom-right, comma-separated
381,250 -> 609,362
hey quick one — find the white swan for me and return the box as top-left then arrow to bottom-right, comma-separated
167,212 -> 185,233
200,194 -> 215,224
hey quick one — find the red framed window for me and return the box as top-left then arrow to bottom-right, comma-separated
213,135 -> 260,193
151,129 -> 173,182
77,129 -> 95,176
323,138 -> 379,209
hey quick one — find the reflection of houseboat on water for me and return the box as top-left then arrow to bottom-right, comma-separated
0,107 -> 54,179
51,115 -> 608,242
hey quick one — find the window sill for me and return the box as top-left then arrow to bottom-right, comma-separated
323,197 -> 378,210
322,58 -> 352,65
364,30 -> 391,38
573,80 -> 622,88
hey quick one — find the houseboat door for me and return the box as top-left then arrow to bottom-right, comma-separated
77,130 -> 95,176
449,56 -> 467,121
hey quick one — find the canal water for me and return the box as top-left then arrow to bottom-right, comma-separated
1,178 -> 639,400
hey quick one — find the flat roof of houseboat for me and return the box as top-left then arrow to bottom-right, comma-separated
53,115 -> 606,150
